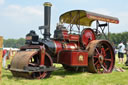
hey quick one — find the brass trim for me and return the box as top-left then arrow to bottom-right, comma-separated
43,2 -> 52,7
78,55 -> 84,62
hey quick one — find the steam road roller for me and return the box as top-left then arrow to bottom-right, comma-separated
8,2 -> 119,79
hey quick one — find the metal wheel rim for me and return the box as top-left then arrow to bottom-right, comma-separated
87,40 -> 115,73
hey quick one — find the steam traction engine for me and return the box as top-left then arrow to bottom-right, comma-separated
9,2 -> 119,79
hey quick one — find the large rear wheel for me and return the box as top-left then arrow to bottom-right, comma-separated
86,40 -> 115,73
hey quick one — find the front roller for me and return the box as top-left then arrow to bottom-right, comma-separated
86,40 -> 115,73
9,49 -> 54,79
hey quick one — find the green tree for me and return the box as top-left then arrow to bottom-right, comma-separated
4,38 -> 25,48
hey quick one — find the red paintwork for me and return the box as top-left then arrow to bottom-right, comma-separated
58,50 -> 88,66
81,28 -> 96,46
87,14 -> 119,24
40,46 -> 45,65
53,41 -> 78,54
53,41 -> 63,54
69,34 -> 79,41
63,42 -> 78,50
101,47 -> 106,57
62,29 -> 69,40
61,30 -> 79,42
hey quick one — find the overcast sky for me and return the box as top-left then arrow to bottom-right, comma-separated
0,0 -> 128,39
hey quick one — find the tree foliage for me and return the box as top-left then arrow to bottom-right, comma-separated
4,38 -> 25,48
109,32 -> 128,46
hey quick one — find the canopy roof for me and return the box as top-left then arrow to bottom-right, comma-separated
59,10 -> 119,26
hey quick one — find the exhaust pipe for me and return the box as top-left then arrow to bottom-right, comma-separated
43,2 -> 52,40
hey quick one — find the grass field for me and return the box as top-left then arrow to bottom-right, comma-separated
1,55 -> 128,85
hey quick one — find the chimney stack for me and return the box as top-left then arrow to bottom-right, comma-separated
43,2 -> 52,39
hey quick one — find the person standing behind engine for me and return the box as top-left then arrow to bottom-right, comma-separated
118,41 -> 125,64
125,41 -> 128,65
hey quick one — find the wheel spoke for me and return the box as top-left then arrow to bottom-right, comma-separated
96,64 -> 102,73
103,62 -> 107,68
41,72 -> 47,79
101,48 -> 104,54
101,64 -> 108,72
38,72 -> 41,79
96,64 -> 100,71
94,55 -> 99,58
96,48 -> 100,54
105,48 -> 109,52
104,58 -> 112,62
94,60 -> 99,65
101,48 -> 106,56
29,63 -> 38,66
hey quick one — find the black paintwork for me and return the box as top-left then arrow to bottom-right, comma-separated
25,30 -> 39,45
40,39 -> 56,56
54,25 -> 67,40
43,5 -> 51,40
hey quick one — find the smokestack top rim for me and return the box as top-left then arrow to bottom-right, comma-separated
43,2 -> 52,7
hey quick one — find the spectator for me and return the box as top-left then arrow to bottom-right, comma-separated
118,41 -> 125,64
2,49 -> 7,58
125,41 -> 128,65
2,50 -> 9,68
